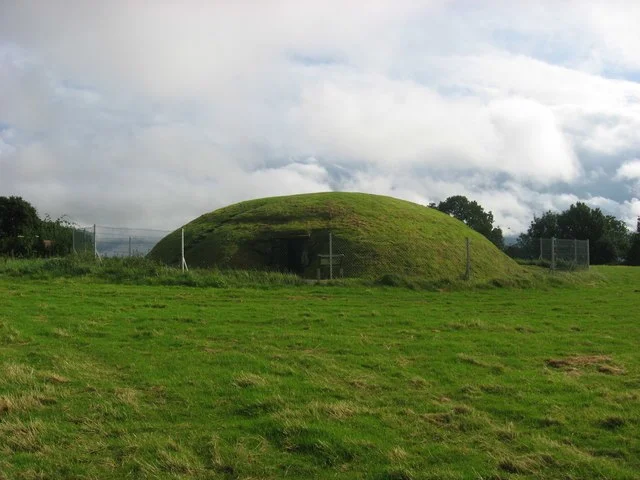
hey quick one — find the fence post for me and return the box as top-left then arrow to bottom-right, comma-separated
93,224 -> 98,260
551,237 -> 556,270
539,238 -> 543,260
329,232 -> 333,280
181,228 -> 189,272
586,239 -> 590,269
465,237 -> 471,280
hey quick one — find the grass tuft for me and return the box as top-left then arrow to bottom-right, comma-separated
599,416 -> 626,430
44,373 -> 70,384
1,363 -> 36,386
233,373 -> 267,388
498,455 -> 540,474
546,355 -> 625,375
309,401 -> 361,420
377,468 -> 415,480
0,320 -> 26,344
0,419 -> 44,453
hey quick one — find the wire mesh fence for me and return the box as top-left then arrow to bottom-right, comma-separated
539,237 -> 589,270
66,225 -> 588,279
307,231 -> 474,280
72,225 -> 173,258
313,233 -> 405,279
71,227 -> 94,255
311,234 -> 589,278
107,226 -> 475,280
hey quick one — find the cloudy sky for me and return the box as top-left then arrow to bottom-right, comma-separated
1,1 -> 640,233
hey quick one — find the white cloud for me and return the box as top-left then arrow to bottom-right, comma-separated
615,160 -> 640,199
615,160 -> 640,180
0,1 -> 432,100
488,97 -> 579,183
291,73 -> 578,183
584,1 -> 640,72
1,1 -> 640,233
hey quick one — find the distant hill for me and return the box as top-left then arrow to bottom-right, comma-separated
150,192 -> 524,282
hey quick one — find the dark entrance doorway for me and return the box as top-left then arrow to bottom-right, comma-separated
266,234 -> 310,275
284,237 -> 309,274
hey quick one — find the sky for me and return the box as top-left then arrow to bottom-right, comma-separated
1,0 -> 640,234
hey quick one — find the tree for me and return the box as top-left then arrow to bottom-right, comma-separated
0,197 -> 75,257
436,195 -> 504,248
38,214 -> 74,256
598,214 -> 631,263
557,203 -> 630,264
517,202 -> 631,264
526,211 -> 560,239
0,196 -> 40,238
627,217 -> 640,266
557,203 -> 604,242
507,211 -> 560,259
0,196 -> 41,256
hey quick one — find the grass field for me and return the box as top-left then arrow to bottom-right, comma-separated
1,263 -> 639,479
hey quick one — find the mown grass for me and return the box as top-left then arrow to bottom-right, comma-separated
0,264 -> 639,478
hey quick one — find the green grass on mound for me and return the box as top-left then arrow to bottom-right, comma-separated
0,266 -> 638,479
149,192 -> 523,282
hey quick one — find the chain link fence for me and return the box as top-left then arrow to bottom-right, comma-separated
304,231 -> 473,280
72,225 -> 172,258
139,227 -> 476,280
313,233 -> 404,279
66,226 -> 588,278
71,227 -> 94,254
539,237 -> 590,270
307,233 -> 589,278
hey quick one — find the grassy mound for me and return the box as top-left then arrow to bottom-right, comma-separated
150,192 -> 524,282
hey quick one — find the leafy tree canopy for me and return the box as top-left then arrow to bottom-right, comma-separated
0,196 -> 40,238
0,196 -> 74,256
628,234 -> 640,266
627,218 -> 640,266
436,195 -> 504,248
516,202 -> 631,264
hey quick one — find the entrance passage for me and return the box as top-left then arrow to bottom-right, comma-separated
285,237 -> 309,274
269,235 -> 310,275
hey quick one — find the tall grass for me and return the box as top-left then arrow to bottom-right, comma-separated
0,255 -> 306,288
0,255 -> 605,290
